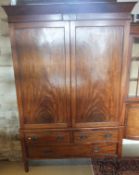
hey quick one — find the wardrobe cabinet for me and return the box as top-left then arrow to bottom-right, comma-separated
3,1 -> 135,172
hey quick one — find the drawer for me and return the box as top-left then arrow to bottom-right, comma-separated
74,129 -> 118,144
25,131 -> 71,145
28,145 -> 92,159
92,143 -> 117,157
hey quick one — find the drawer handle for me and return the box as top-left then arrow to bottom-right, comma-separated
80,134 -> 88,140
93,147 -> 101,153
27,136 -> 38,141
104,133 -> 112,139
56,135 -> 64,142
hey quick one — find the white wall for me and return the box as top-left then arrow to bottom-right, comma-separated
0,0 -> 21,161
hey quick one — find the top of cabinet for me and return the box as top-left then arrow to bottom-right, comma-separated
2,1 -> 136,22
12,0 -> 117,5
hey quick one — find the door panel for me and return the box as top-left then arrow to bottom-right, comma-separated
71,21 -> 124,127
13,22 -> 70,127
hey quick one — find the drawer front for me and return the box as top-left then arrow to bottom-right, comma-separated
25,131 -> 71,145
28,145 -> 92,159
92,143 -> 117,157
74,130 -> 118,144
27,143 -> 117,159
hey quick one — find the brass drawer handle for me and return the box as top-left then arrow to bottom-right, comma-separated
80,134 -> 88,140
93,147 -> 101,153
103,133 -> 112,139
56,135 -> 64,142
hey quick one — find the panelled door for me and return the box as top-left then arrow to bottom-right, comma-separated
12,22 -> 70,128
70,21 -> 124,127
12,20 -> 126,129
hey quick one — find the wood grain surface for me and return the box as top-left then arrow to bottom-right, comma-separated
71,21 -> 124,127
74,129 -> 118,144
27,144 -> 93,158
13,22 -> 70,126
4,1 -> 133,170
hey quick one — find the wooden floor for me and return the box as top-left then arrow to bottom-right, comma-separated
0,159 -> 94,175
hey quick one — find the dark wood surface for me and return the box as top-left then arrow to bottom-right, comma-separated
26,130 -> 71,145
3,2 -> 136,17
24,128 -> 119,146
70,21 -> 124,127
12,22 -> 70,127
3,2 -> 135,172
27,143 -> 117,159
74,129 -> 118,144
10,20 -> 129,129
16,0 -> 117,5
28,144 -> 93,158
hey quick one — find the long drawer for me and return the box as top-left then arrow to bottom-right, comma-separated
27,143 -> 117,159
73,129 -> 118,144
25,131 -> 71,146
27,145 -> 92,158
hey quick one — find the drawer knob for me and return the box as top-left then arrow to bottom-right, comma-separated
93,146 -> 101,153
27,136 -> 38,141
27,137 -> 32,140
104,133 -> 112,139
80,134 -> 88,140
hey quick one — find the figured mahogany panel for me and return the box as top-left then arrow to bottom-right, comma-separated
125,104 -> 139,139
71,21 -> 124,127
12,22 -> 70,127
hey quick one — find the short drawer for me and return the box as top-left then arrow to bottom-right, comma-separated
74,129 -> 118,144
25,131 -> 71,145
27,145 -> 92,159
92,143 -> 117,157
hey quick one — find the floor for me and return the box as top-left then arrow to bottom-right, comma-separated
1,139 -> 139,175
0,159 -> 94,175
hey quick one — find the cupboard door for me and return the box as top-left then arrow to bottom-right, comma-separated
12,22 -> 70,128
71,21 -> 124,127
